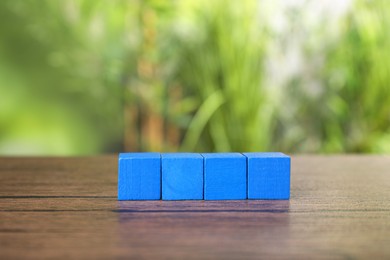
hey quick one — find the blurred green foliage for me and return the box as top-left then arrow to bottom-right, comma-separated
0,0 -> 129,154
281,0 -> 390,153
172,1 -> 271,152
1,0 -> 389,154
322,0 -> 390,153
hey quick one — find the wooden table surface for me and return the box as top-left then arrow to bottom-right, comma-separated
0,155 -> 389,259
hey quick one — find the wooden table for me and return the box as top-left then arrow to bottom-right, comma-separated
0,156 -> 389,259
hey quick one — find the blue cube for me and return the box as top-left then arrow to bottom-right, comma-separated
243,152 -> 290,200
162,153 -> 203,200
118,153 -> 161,200
202,153 -> 246,200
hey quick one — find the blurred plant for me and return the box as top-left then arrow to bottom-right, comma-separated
273,0 -> 390,153
2,0 -> 390,155
165,0 -> 272,152
124,0 -> 273,153
123,0 -> 178,152
322,0 -> 390,152
0,0 -> 133,154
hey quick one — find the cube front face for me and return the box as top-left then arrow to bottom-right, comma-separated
244,153 -> 290,199
162,153 -> 203,200
118,153 -> 161,200
202,153 -> 247,200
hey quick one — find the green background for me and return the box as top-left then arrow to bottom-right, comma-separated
1,0 -> 389,155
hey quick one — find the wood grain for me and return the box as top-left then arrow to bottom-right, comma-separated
0,155 -> 389,259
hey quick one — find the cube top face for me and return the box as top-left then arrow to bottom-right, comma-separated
202,153 -> 246,200
162,153 -> 203,159
201,153 -> 244,159
119,152 -> 160,159
243,152 -> 289,159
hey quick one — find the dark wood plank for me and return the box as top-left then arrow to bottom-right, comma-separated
0,155 -> 389,259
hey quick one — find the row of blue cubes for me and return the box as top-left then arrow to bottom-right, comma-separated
118,152 -> 290,200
